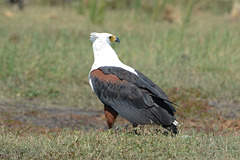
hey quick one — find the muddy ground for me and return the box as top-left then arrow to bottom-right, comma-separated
0,99 -> 130,133
0,99 -> 239,134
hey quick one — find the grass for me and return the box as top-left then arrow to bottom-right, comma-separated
0,128 -> 239,159
0,3 -> 239,159
0,6 -> 239,110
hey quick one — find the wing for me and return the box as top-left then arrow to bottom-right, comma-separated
90,67 -> 176,126
135,70 -> 177,113
100,67 -> 177,113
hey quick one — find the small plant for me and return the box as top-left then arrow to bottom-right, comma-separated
182,0 -> 196,27
76,0 -> 86,15
151,0 -> 168,20
90,0 -> 106,24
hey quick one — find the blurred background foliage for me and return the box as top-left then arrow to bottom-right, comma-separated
3,0 -> 238,24
1,0 -> 239,107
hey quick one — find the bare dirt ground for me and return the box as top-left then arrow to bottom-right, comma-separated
0,99 -> 130,133
0,99 -> 239,134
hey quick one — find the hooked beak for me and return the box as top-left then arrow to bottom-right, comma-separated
110,36 -> 120,43
115,36 -> 120,43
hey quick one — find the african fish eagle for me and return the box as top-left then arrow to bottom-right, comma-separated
89,32 -> 178,134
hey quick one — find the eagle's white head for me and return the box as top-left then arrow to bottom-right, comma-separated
90,32 -> 120,45
89,32 -> 121,69
89,32 -> 137,75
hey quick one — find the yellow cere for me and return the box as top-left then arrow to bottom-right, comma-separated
110,36 -> 116,42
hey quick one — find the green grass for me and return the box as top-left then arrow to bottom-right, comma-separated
0,3 -> 240,159
0,6 -> 239,110
0,128 -> 239,159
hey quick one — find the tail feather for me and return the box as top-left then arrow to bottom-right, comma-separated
169,120 -> 178,134
163,120 -> 178,134
170,124 -> 178,134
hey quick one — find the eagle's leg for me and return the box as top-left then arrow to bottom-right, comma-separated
104,105 -> 118,129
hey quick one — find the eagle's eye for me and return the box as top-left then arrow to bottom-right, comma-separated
109,36 -> 112,40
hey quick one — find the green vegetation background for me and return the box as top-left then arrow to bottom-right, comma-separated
0,0 -> 239,109
0,0 -> 239,159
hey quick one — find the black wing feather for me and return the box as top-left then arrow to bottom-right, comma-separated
100,67 -> 176,113
91,67 -> 177,128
